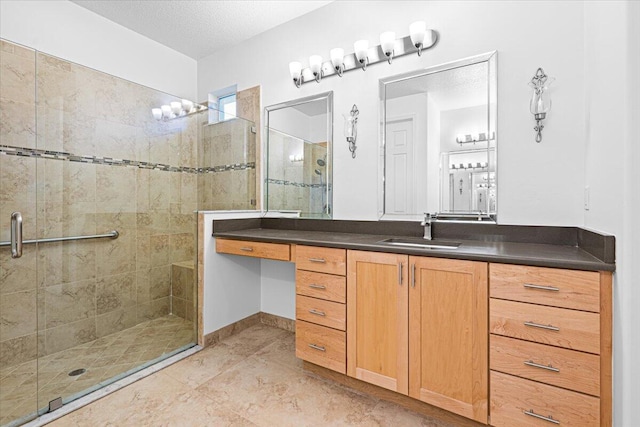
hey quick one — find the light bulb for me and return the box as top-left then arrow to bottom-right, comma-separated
409,21 -> 427,48
170,101 -> 182,115
380,31 -> 396,62
181,99 -> 194,113
151,108 -> 162,120
330,48 -> 344,76
309,55 -> 323,83
354,40 -> 369,70
161,105 -> 172,119
289,61 -> 302,80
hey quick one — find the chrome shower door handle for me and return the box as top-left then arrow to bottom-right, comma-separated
11,212 -> 23,259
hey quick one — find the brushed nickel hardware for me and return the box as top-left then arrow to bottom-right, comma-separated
10,212 -> 22,258
309,309 -> 326,317
524,321 -> 560,332
523,409 -> 559,424
308,343 -> 326,352
308,284 -> 326,290
524,360 -> 560,373
524,283 -> 560,292
398,262 -> 403,285
421,212 -> 435,240
2,227 -> 119,253
411,263 -> 416,288
308,258 -> 326,263
240,247 -> 254,252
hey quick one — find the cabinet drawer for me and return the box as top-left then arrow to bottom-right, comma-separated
490,335 -> 600,396
296,246 -> 346,275
490,299 -> 600,354
296,295 -> 345,331
296,320 -> 346,374
490,371 -> 599,427
296,270 -> 346,303
216,239 -> 290,261
490,264 -> 600,312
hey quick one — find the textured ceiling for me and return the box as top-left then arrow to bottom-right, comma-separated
71,0 -> 332,59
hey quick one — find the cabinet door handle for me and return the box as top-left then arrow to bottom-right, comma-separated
524,283 -> 560,292
524,321 -> 560,332
308,284 -> 326,290
398,262 -> 403,285
308,258 -> 326,263
524,360 -> 560,372
240,247 -> 254,252
411,264 -> 416,288
309,309 -> 326,317
523,410 -> 560,424
308,343 -> 326,352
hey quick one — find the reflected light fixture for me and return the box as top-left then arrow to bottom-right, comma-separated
344,104 -> 359,158
152,99 -> 205,121
529,67 -> 554,143
309,55 -> 323,83
151,108 -> 162,120
379,31 -> 396,64
289,61 -> 303,88
409,21 -> 427,56
330,48 -> 345,76
354,40 -> 369,71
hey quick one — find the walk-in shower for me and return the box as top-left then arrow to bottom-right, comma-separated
0,38 -> 255,427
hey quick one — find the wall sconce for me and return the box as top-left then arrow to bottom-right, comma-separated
380,31 -> 396,64
330,48 -> 345,76
354,40 -> 369,71
344,104 -> 359,158
288,21 -> 438,87
529,67 -> 554,143
289,61 -> 303,88
309,55 -> 323,83
152,99 -> 204,121
409,21 -> 427,56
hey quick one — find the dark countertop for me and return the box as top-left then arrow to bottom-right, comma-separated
213,224 -> 615,272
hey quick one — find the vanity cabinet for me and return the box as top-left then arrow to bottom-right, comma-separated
346,250 -> 488,423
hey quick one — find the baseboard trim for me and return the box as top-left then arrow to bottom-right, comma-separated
302,361 -> 484,427
204,312 -> 295,347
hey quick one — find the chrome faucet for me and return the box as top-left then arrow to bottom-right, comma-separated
421,213 -> 434,240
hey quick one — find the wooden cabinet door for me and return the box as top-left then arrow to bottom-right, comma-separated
347,250 -> 409,395
409,257 -> 488,423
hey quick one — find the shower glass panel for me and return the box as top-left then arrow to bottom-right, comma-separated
198,113 -> 256,211
1,39 -> 198,426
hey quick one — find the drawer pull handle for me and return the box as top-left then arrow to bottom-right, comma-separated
524,321 -> 560,332
240,247 -> 254,252
524,283 -> 560,292
308,284 -> 326,290
524,360 -> 560,372
308,343 -> 326,352
308,258 -> 326,263
309,309 -> 326,317
523,410 -> 560,424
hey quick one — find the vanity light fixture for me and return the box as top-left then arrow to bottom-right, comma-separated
152,99 -> 206,121
410,21 -> 427,56
330,48 -> 345,76
287,22 -> 438,87
529,67 -> 554,143
309,55 -> 324,83
289,62 -> 303,88
456,131 -> 495,145
344,104 -> 359,158
380,31 -> 396,64
354,40 -> 370,71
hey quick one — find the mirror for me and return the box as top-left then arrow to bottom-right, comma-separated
379,52 -> 497,222
265,92 -> 333,218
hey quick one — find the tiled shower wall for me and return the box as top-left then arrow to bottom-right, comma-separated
0,39 -> 198,367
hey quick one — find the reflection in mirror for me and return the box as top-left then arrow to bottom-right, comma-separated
380,52 -> 497,222
265,92 -> 333,218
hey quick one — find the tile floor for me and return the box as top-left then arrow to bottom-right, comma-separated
47,324 -> 454,427
0,315 -> 195,426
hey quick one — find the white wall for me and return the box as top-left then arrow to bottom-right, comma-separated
583,2 -> 640,426
0,0 -> 196,99
198,0 -> 586,225
260,260 -> 296,320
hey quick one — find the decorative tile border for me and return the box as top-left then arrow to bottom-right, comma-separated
0,145 -> 255,175
266,178 -> 328,189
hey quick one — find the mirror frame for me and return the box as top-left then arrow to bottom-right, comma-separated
263,91 -> 334,218
379,51 -> 497,223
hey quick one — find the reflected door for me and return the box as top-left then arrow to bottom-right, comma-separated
385,118 -> 414,215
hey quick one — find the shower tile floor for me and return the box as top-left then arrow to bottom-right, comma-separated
0,315 -> 194,426
46,324 -> 458,427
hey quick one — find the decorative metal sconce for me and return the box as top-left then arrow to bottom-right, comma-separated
529,68 -> 554,142
288,21 -> 438,87
344,104 -> 359,158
